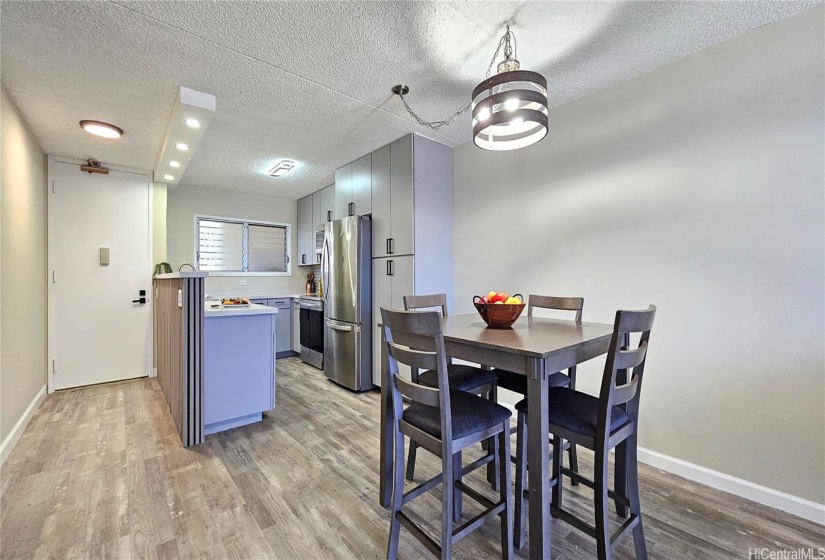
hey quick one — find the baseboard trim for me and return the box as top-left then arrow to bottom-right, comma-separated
636,447 -> 824,525
498,401 -> 823,524
0,385 -> 47,466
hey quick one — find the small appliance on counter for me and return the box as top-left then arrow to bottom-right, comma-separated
321,216 -> 372,391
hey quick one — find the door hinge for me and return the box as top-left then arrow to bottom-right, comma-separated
52,359 -> 56,374
51,180 -> 55,193
52,270 -> 56,283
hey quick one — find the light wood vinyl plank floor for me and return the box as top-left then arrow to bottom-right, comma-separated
1,358 -> 822,559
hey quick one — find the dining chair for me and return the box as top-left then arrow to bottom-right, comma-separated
512,305 -> 656,559
493,295 -> 584,483
403,294 -> 500,489
381,307 -> 513,560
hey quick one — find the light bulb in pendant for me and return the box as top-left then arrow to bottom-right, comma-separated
505,98 -> 519,111
477,107 -> 490,121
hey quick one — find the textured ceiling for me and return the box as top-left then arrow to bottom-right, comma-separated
1,1 -> 818,198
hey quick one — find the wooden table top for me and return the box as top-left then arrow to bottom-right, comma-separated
438,314 -> 615,359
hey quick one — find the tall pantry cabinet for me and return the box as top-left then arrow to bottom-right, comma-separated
370,134 -> 454,387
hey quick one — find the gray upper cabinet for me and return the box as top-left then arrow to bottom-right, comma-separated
334,164 -> 352,220
371,145 -> 391,257
297,194 -> 313,266
372,134 -> 415,257
351,154 -> 372,216
390,134 -> 414,256
319,184 -> 334,226
312,190 -> 322,229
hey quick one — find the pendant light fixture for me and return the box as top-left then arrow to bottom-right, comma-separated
470,26 -> 548,150
392,23 -> 548,151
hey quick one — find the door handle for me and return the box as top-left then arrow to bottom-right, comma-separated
387,260 -> 394,276
132,297 -> 146,304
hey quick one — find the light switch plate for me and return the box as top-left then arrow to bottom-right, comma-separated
99,247 -> 110,266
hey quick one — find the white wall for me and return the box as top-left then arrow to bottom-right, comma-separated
453,6 -> 824,504
1,87 -> 47,445
166,183 -> 306,293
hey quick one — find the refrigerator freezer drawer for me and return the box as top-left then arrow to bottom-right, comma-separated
324,319 -> 371,391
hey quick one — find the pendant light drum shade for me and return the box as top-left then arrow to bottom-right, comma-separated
471,70 -> 548,151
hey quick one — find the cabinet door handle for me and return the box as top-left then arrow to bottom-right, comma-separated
302,254 -> 306,264
387,260 -> 394,276
348,202 -> 354,216
386,239 -> 391,254
327,210 -> 331,222
389,238 -> 394,254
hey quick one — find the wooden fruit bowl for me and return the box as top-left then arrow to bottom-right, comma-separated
473,294 -> 525,329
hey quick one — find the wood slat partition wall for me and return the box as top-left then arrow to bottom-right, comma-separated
153,276 -> 205,447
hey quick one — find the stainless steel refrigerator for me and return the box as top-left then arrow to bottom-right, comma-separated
321,216 -> 372,391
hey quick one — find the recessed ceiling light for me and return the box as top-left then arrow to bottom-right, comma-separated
79,120 -> 123,139
185,118 -> 200,128
169,161 -> 181,168
175,143 -> 189,151
163,174 -> 174,181
268,160 -> 296,178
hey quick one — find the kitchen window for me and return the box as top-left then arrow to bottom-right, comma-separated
195,215 -> 291,276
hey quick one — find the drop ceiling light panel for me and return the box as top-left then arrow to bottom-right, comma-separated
154,86 -> 216,187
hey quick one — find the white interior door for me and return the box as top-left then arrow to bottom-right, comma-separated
52,161 -> 151,390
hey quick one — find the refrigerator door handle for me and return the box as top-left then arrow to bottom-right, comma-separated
321,233 -> 330,305
326,319 -> 357,332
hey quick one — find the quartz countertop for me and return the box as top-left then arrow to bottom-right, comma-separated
155,271 -> 209,279
204,302 -> 279,317
205,291 -> 320,301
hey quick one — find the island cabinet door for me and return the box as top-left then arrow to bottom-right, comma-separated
203,314 -> 275,428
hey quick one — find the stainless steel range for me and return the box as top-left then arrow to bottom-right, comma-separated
298,297 -> 324,369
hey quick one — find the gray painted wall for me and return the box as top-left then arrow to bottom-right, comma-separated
166,183 -> 305,293
452,6 -> 824,503
1,87 -> 47,443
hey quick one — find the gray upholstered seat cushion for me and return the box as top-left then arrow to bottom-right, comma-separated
515,387 -> 630,438
403,390 -> 511,440
494,368 -> 570,394
417,364 -> 498,392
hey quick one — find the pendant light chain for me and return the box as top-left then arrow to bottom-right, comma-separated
394,24 -> 514,131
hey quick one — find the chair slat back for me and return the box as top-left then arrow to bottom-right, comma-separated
381,308 -> 453,441
403,294 -> 449,371
598,306 -> 656,436
528,295 -> 584,322
403,294 -> 448,316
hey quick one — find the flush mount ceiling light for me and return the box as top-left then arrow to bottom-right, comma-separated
79,120 -> 123,139
392,23 -> 547,151
154,86 -> 216,187
268,160 -> 296,178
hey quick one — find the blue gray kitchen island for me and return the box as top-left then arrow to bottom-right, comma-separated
203,302 -> 277,435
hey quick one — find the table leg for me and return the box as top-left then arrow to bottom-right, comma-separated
379,335 -> 392,508
527,357 -> 551,559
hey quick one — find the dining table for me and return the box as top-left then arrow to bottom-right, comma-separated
377,312 -> 616,560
